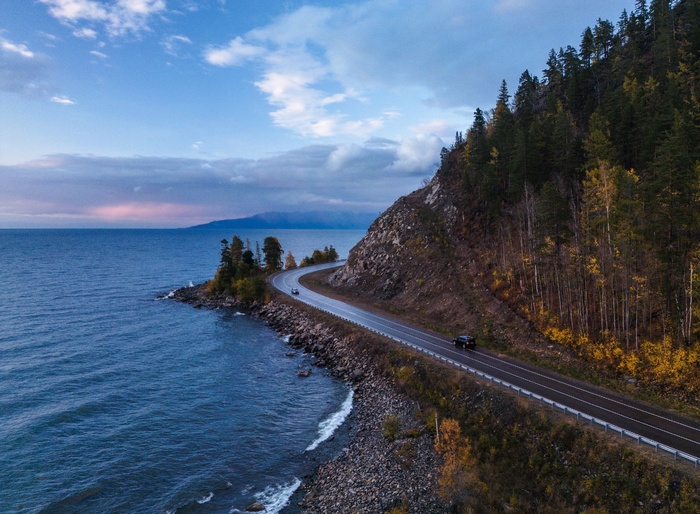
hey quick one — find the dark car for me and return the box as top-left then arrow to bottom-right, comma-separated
291,288 -> 299,295
452,335 -> 475,350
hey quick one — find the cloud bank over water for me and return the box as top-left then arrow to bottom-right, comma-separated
0,137 -> 442,227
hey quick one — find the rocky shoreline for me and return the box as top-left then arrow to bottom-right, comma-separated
171,284 -> 447,513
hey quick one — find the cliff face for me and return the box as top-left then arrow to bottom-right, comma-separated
325,155 -> 478,333
330,155 -> 461,301
329,152 -> 562,359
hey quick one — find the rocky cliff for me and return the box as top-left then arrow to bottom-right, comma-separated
329,152 -> 559,359
331,152 -> 463,300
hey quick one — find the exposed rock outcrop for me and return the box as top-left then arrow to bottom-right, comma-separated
330,164 -> 462,302
328,158 -> 478,323
328,153 -> 558,362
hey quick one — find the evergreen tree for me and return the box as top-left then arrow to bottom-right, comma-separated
219,239 -> 231,270
580,27 -> 595,66
230,235 -> 244,266
263,236 -> 283,271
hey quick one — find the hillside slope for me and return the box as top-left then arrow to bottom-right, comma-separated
329,152 -> 571,366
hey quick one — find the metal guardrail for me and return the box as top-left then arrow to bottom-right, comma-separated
294,295 -> 700,468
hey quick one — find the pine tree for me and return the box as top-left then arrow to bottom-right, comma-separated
263,236 -> 283,271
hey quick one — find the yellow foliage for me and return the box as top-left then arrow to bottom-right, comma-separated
541,316 -> 629,369
435,418 -> 480,506
641,337 -> 681,384
542,324 -> 583,350
639,337 -> 700,390
540,311 -> 700,393
586,255 -> 601,277
618,349 -> 641,377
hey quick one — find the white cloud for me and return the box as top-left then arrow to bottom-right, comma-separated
74,27 -> 98,39
388,134 -> 444,174
118,0 -> 165,16
208,26 -> 390,138
411,119 -> 451,137
327,143 -> 364,172
39,0 -> 166,38
0,39 -> 34,58
40,0 -> 110,23
204,36 -> 266,66
201,2 -> 480,140
254,70 -> 344,137
201,0 -> 618,143
89,50 -> 108,58
161,34 -> 193,57
51,95 -> 76,105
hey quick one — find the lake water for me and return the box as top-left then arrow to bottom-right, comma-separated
0,229 -> 365,513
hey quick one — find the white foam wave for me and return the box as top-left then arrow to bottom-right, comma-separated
282,334 -> 291,343
188,280 -> 194,287
254,478 -> 301,514
197,492 -> 214,504
305,389 -> 354,451
155,290 -> 176,300
234,312 -> 246,316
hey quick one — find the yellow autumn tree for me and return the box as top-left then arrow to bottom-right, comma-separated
434,418 -> 480,509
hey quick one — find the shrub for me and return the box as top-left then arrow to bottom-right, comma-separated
383,414 -> 400,442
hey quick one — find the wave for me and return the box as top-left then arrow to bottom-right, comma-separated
197,491 -> 214,504
305,389 -> 354,452
253,478 -> 301,514
155,289 -> 176,300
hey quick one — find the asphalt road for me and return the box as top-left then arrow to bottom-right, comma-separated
271,262 -> 700,464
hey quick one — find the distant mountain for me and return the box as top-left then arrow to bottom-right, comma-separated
187,211 -> 378,230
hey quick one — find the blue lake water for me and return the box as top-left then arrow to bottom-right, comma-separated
0,229 -> 365,513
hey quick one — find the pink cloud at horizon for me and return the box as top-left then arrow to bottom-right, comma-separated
88,202 -> 206,223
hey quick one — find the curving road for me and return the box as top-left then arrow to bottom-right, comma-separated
271,262 -> 700,465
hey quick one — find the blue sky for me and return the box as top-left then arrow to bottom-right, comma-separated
1,0 -> 634,228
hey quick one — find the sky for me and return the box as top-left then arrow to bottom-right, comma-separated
0,0 -> 635,228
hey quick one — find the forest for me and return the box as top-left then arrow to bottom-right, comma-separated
451,0 -> 700,397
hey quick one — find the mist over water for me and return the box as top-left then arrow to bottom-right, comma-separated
0,229 -> 363,513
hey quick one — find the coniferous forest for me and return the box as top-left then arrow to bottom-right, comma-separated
451,0 -> 700,398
